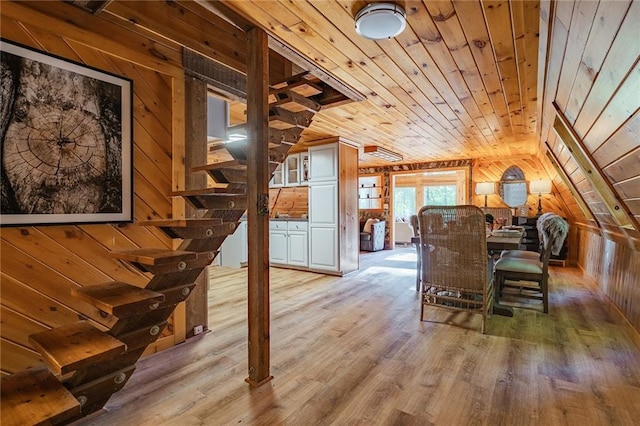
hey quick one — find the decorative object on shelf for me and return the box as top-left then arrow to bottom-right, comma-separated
0,39 -> 133,226
530,180 -> 552,215
363,145 -> 403,162
475,182 -> 495,209
355,3 -> 407,40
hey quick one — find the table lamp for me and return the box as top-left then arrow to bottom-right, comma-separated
475,182 -> 495,209
530,180 -> 552,215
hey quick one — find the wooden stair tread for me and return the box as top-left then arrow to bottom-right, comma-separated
138,218 -> 223,227
171,187 -> 246,197
1,366 -> 81,426
29,321 -> 126,376
192,159 -> 247,172
110,248 -> 197,265
72,282 -> 165,317
273,91 -> 322,113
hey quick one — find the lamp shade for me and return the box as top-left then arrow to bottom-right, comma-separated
530,180 -> 552,194
475,182 -> 495,196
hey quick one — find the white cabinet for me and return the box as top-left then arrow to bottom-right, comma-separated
270,163 -> 284,187
271,151 -> 309,188
307,141 -> 358,274
308,144 -> 338,182
309,225 -> 338,270
269,220 -> 308,267
220,220 -> 247,268
287,221 -> 308,267
269,225 -> 288,264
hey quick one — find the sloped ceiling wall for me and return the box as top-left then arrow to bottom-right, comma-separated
537,0 -> 639,235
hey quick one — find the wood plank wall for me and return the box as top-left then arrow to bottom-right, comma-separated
576,224 -> 640,334
0,2 -> 181,375
537,0 -> 639,334
473,156 -> 581,264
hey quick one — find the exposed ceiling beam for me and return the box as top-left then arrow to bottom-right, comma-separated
544,142 -> 596,224
552,102 -> 637,231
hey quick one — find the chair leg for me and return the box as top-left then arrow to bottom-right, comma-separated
542,277 -> 549,313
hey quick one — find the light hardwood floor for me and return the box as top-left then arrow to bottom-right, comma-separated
76,248 -> 640,425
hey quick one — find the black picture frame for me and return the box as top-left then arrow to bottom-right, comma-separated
1,38 -> 133,226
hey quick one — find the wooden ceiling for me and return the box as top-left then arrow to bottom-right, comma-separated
217,0 -> 541,166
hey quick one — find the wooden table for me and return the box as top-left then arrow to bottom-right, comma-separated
413,230 -> 525,317
487,230 -> 524,252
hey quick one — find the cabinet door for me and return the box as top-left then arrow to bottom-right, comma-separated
300,152 -> 309,185
269,230 -> 288,264
269,163 -> 284,187
285,154 -> 300,186
309,182 -> 337,226
309,226 -> 338,271
288,231 -> 308,267
309,144 -> 337,182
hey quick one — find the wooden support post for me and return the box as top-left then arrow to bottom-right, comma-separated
552,103 -> 638,230
245,27 -> 272,387
182,75 -> 209,340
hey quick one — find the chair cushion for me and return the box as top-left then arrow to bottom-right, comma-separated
494,257 -> 543,274
360,232 -> 372,241
363,218 -> 379,234
500,250 -> 540,260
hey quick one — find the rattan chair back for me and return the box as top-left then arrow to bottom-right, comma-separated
417,205 -> 493,333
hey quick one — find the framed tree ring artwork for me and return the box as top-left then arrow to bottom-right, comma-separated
0,39 -> 133,226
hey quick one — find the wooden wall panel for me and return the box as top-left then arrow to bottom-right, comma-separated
577,224 -> 640,334
0,4 -> 180,373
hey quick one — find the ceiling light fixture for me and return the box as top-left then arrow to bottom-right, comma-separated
355,3 -> 407,40
364,145 -> 403,162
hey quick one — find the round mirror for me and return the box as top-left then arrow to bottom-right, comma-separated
499,166 -> 527,207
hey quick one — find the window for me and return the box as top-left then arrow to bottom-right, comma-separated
423,185 -> 457,206
393,187 -> 416,220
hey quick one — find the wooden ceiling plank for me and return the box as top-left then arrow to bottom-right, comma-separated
592,110 -> 640,168
539,8 -> 570,153
522,1 -> 540,135
2,1 -> 183,76
582,62 -> 640,153
453,0 -> 514,139
482,0 -> 525,139
553,105 -> 637,230
602,147 -> 640,185
553,0 -> 599,114
308,0 -> 487,153
105,1 -> 247,73
545,143 -> 595,222
572,1 -> 640,139
311,1 -> 481,148
421,1 -> 499,147
562,0 -> 632,124
237,1 -> 456,150
615,176 -> 640,199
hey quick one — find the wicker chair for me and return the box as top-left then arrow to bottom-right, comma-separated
484,207 -> 513,229
418,205 -> 493,333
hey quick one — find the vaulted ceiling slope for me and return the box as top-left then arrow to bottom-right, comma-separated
219,0 -> 541,164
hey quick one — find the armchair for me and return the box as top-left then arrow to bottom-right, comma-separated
360,219 -> 386,251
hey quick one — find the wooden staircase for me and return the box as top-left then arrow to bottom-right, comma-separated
0,73 -> 324,426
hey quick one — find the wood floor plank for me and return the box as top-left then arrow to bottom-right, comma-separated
73,248 -> 640,425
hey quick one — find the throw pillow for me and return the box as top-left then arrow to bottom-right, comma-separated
363,218 -> 380,234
